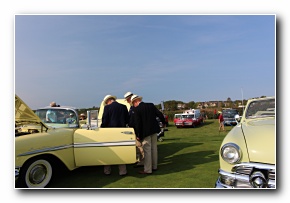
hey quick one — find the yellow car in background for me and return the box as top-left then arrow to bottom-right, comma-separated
15,95 -> 136,188
215,96 -> 275,188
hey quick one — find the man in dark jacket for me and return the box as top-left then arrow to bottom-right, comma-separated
131,95 -> 165,174
124,91 -> 135,128
124,92 -> 144,167
101,95 -> 129,176
101,95 -> 129,128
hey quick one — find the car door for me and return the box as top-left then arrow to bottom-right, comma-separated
73,128 -> 137,166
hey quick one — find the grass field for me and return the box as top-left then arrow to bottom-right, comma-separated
48,119 -> 235,189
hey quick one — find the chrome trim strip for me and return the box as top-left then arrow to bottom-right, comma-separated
17,144 -> 73,156
233,163 -> 275,171
218,169 -> 250,182
17,140 -> 136,157
74,140 -> 136,148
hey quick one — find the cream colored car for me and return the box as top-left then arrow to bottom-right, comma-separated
215,97 -> 275,188
15,95 -> 136,188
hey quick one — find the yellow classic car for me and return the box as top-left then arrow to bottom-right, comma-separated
15,95 -> 136,188
215,96 -> 275,188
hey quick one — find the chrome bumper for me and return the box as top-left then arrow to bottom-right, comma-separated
215,177 -> 232,188
15,167 -> 20,182
215,165 -> 275,188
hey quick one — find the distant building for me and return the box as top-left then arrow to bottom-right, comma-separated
177,103 -> 186,109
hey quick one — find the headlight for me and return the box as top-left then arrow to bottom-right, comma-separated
221,143 -> 242,164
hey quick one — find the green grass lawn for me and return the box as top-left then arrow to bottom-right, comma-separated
48,119 -> 234,188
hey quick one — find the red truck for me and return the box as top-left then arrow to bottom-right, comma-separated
174,109 -> 203,128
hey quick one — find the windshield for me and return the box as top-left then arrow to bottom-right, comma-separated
222,109 -> 238,118
35,108 -> 78,127
181,114 -> 195,119
174,114 -> 182,119
245,98 -> 275,119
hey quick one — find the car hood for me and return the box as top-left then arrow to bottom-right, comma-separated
15,95 -> 48,128
241,118 -> 275,164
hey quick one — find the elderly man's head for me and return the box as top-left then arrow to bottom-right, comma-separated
124,92 -> 133,103
131,95 -> 143,107
103,95 -> 117,105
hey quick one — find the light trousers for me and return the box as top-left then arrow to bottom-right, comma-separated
142,133 -> 158,173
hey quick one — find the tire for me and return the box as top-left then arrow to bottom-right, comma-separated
18,158 -> 53,188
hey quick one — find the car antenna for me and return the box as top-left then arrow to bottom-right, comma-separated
241,87 -> 245,114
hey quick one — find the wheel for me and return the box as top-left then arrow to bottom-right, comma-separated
18,158 -> 53,188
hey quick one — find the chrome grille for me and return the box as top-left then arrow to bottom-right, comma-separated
232,163 -> 275,188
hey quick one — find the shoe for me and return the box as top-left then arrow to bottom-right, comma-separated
138,171 -> 152,175
152,168 -> 158,171
104,173 -> 111,176
134,164 -> 144,168
120,173 -> 127,176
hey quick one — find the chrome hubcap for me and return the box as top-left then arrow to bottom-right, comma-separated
29,165 -> 47,184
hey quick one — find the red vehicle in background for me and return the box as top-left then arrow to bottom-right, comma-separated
163,114 -> 169,126
173,113 -> 183,124
174,109 -> 203,128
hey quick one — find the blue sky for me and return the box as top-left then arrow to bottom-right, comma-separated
15,14 -> 275,109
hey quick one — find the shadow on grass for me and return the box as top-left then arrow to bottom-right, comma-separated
157,142 -> 218,173
47,142 -> 218,188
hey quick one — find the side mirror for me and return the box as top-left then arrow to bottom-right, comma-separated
234,114 -> 240,123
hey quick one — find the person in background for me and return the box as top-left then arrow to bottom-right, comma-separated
131,95 -> 165,175
66,113 -> 76,124
218,112 -> 225,132
80,113 -> 86,120
214,109 -> 217,119
101,95 -> 129,176
79,113 -> 87,127
46,101 -> 58,122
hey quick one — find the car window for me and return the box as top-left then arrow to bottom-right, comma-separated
187,115 -> 194,119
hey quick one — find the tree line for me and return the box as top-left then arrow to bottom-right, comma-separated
78,96 -> 268,122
